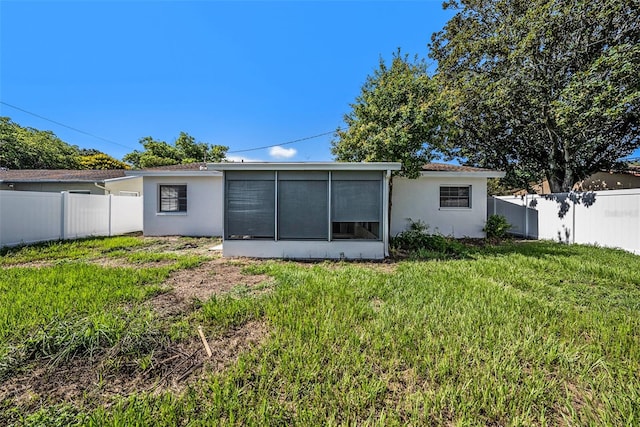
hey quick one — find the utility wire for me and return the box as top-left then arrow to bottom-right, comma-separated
227,130 -> 338,154
0,101 -> 137,151
1,100 -> 341,156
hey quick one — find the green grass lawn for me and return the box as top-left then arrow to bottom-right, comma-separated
1,238 -> 639,426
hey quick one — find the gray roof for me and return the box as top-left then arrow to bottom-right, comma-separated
0,169 -> 127,183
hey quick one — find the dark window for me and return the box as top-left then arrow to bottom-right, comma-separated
278,171 -> 328,240
332,222 -> 380,239
159,185 -> 187,212
226,171 -> 275,239
440,186 -> 471,208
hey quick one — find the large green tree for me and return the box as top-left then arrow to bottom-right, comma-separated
430,0 -> 640,192
0,117 -> 81,169
331,51 -> 448,178
123,132 -> 228,168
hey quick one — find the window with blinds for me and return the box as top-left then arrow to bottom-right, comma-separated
440,186 -> 471,208
159,185 -> 187,212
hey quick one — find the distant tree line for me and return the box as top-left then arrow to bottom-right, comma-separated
0,117 -> 228,170
0,117 -> 129,170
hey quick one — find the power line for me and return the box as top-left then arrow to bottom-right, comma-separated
1,100 -> 341,156
0,101 -> 137,151
227,130 -> 338,154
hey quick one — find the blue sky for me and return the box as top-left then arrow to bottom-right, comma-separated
3,1 -> 637,164
1,0 -> 454,162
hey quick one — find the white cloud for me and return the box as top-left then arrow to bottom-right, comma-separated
269,146 -> 297,159
225,155 -> 263,163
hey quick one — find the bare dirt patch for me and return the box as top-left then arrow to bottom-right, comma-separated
1,321 -> 268,414
147,258 -> 272,316
0,237 -> 274,420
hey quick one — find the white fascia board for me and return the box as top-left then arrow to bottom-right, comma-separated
124,170 -> 223,177
206,162 -> 402,171
419,171 -> 506,179
103,175 -> 142,183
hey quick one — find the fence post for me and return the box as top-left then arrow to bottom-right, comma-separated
572,196 -> 576,244
108,194 -> 113,237
524,194 -> 529,239
60,192 -> 67,240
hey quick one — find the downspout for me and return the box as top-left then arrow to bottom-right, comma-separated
94,182 -> 110,194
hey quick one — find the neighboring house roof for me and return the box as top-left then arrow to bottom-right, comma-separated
0,169 -> 127,183
419,163 -> 505,178
126,162 -> 222,177
137,162 -> 209,171
421,163 -> 493,172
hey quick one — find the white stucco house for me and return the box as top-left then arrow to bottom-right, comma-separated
391,163 -> 505,237
126,162 -> 504,259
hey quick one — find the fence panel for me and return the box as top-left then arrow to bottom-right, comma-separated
492,189 -> 640,254
572,190 -> 640,254
111,195 -> 143,234
0,191 -> 63,247
64,193 -> 111,239
0,191 -> 143,248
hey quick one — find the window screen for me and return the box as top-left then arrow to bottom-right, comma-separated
226,172 -> 275,239
331,180 -> 381,222
440,186 -> 471,208
159,185 -> 187,212
278,172 -> 328,240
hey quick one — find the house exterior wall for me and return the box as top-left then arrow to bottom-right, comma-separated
223,240 -> 386,259
142,175 -> 223,236
391,176 -> 489,238
104,176 -> 143,195
578,172 -> 640,191
1,182 -> 106,194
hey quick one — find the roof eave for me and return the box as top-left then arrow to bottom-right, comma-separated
103,175 -> 143,183
125,170 -> 223,177
206,162 -> 402,171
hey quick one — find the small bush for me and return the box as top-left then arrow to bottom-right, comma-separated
391,219 -> 467,259
483,214 -> 512,239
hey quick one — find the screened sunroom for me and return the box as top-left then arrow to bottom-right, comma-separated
208,162 -> 401,259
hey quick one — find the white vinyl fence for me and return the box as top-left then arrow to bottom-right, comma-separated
0,191 -> 143,247
489,189 -> 640,255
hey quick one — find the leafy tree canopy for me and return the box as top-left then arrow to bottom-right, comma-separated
331,51 -> 448,178
123,132 -> 229,169
0,117 -> 81,169
430,0 -> 640,192
78,153 -> 130,170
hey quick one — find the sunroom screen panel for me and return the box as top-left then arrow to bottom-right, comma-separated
278,179 -> 328,239
226,180 -> 275,238
331,180 -> 381,222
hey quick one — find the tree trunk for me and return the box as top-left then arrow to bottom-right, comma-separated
547,169 -> 574,193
